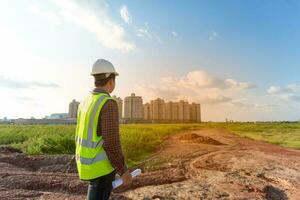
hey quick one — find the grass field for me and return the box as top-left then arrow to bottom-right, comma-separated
224,122 -> 300,149
0,123 -> 299,165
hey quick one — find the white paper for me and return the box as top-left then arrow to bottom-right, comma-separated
112,168 -> 142,189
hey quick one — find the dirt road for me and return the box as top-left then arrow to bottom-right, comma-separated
0,128 -> 299,199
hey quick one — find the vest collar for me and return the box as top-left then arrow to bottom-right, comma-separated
91,88 -> 110,96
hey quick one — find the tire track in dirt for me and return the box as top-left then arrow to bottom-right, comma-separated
122,128 -> 300,200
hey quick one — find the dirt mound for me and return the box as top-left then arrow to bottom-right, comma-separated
115,167 -> 187,193
0,152 -> 77,173
179,133 -> 223,145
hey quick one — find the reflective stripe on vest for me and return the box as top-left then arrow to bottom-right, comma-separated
75,135 -> 104,148
79,151 -> 108,165
87,94 -> 108,141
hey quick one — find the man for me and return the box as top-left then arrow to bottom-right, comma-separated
75,59 -> 132,200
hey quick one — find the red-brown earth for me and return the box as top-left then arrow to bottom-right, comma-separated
0,128 -> 299,200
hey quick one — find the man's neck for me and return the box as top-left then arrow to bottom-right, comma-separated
94,86 -> 110,94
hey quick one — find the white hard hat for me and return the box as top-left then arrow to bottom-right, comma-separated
91,59 -> 119,77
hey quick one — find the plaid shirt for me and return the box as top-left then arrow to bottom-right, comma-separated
92,88 -> 127,175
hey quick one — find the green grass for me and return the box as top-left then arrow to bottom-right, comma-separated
0,122 -> 299,166
0,124 -> 201,165
224,122 -> 300,149
0,125 -> 75,154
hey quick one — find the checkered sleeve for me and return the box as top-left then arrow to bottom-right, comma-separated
97,99 -> 127,175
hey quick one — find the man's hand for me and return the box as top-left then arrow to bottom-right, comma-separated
121,170 -> 132,187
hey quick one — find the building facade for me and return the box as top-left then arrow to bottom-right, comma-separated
189,103 -> 201,122
171,102 -> 179,121
143,98 -> 201,123
124,93 -> 143,120
143,103 -> 151,120
150,98 -> 165,121
68,99 -> 80,119
50,113 -> 68,119
112,95 -> 123,119
178,100 -> 190,121
165,101 -> 173,121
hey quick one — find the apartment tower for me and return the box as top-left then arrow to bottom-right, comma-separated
143,103 -> 151,120
178,100 -> 190,121
189,103 -> 201,122
124,93 -> 143,120
150,98 -> 166,121
68,99 -> 80,119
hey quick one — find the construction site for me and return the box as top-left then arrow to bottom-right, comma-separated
1,1 -> 300,200
0,127 -> 299,199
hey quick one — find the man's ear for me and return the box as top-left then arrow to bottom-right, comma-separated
108,78 -> 113,87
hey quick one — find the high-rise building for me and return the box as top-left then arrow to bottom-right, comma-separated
143,98 -> 201,123
68,99 -> 80,119
150,98 -> 165,121
178,100 -> 190,121
189,103 -> 201,122
171,102 -> 179,121
165,101 -> 173,121
124,93 -> 143,120
112,95 -> 123,119
196,104 -> 201,122
143,103 -> 151,120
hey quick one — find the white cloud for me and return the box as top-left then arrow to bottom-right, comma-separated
209,30 -> 218,41
0,76 -> 58,89
231,100 -> 256,108
153,33 -> 162,43
282,95 -> 300,102
28,4 -> 62,26
136,70 -> 255,105
287,84 -> 300,92
0,24 -> 90,119
136,23 -> 161,43
230,100 -> 280,109
135,84 -> 181,101
267,84 -> 300,95
267,84 -> 300,103
137,28 -> 152,39
172,31 -> 178,37
120,5 -> 132,24
225,78 -> 255,90
201,93 -> 232,104
267,86 -> 282,94
161,70 -> 255,90
29,0 -> 134,52
171,31 -> 178,41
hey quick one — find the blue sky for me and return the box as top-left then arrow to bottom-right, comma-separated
0,0 -> 299,121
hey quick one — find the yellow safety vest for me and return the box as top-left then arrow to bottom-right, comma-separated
75,92 -> 115,180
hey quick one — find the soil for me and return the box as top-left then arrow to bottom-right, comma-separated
0,128 -> 299,200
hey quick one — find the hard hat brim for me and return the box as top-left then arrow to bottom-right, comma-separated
91,72 -> 119,76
